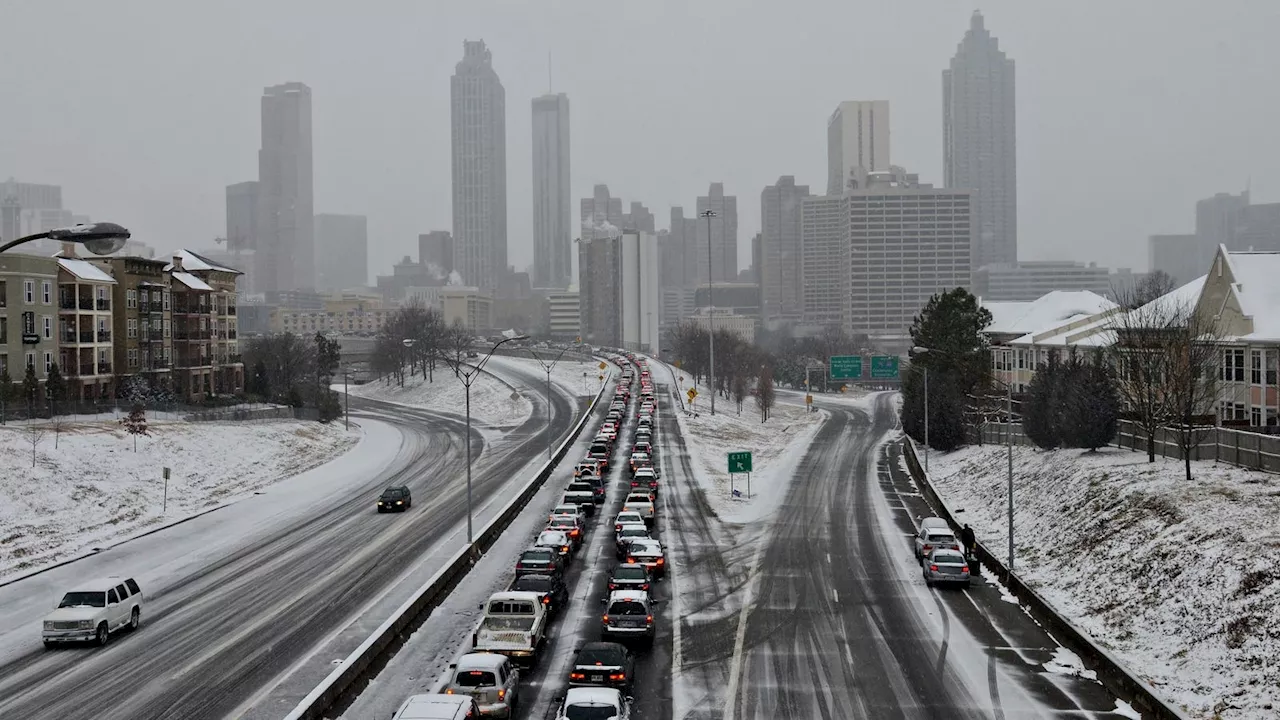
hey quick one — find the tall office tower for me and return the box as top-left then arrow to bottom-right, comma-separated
531,93 -> 571,288
660,207 -> 701,289
257,82 -> 315,292
225,181 -> 259,291
419,230 -> 455,273
802,169 -> 973,352
451,40 -> 507,290
314,214 -> 369,291
827,101 -> 890,195
578,233 -> 621,347
944,10 -> 1016,268
759,176 -> 810,322
581,184 -> 624,230
695,183 -> 738,284
1196,190 -> 1250,250
624,202 -> 655,233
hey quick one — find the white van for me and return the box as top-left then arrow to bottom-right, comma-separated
391,693 -> 480,719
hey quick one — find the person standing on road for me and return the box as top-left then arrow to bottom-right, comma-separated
961,524 -> 976,557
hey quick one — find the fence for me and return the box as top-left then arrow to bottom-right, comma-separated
975,418 -> 1280,474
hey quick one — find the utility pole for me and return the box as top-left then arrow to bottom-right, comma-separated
700,208 -> 717,415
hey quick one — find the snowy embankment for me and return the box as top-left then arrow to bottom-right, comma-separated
0,420 -> 360,582
662,363 -> 825,523
928,445 -> 1280,719
345,367 -> 532,427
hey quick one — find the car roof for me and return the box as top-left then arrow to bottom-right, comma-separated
613,563 -> 646,572
382,485 -> 409,492
565,686 -> 623,707
539,529 -> 568,538
487,591 -> 544,603
521,546 -> 556,555
629,538 -> 661,549
920,517 -> 950,529
932,549 -> 965,558
456,652 -> 508,671
69,577 -> 132,592
394,694 -> 473,719
607,589 -> 649,602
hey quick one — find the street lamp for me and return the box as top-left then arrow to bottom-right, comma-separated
912,345 -> 1017,570
437,333 -> 530,544
699,208 -> 717,415
528,342 -> 578,459
0,222 -> 131,255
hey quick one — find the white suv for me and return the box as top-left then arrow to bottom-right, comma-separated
42,576 -> 143,647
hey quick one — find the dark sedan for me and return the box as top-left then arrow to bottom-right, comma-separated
376,486 -> 412,513
509,573 -> 570,616
568,641 -> 635,691
608,563 -> 652,593
515,547 -> 564,578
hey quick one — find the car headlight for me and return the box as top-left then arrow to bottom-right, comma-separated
395,500 -> 403,505
43,621 -> 54,631
78,620 -> 94,629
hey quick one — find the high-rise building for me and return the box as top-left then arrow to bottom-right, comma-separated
618,231 -> 661,354
0,179 -> 62,211
759,176 -> 810,322
225,181 -> 259,292
624,202 -> 655,233
1148,233 -> 1209,286
944,11 -> 1016,268
257,82 -> 315,293
581,184 -> 624,230
531,93 -> 571,289
419,231 -> 455,274
1234,203 -> 1280,252
578,233 -> 620,347
802,169 -> 973,351
972,261 -> 1113,302
1196,190 -> 1250,250
695,183 -> 738,284
451,40 -> 507,290
827,101 -> 890,195
314,214 -> 368,291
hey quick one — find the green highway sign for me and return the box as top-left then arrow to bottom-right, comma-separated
829,355 -> 863,380
870,355 -> 900,379
727,451 -> 753,473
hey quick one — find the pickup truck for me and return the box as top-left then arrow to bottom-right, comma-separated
473,591 -> 548,665
563,484 -> 597,516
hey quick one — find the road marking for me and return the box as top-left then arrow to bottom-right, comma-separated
722,534 -> 768,720
832,588 -> 839,603
826,552 -> 831,564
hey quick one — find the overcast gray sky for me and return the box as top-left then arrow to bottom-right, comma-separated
3,1 -> 1278,281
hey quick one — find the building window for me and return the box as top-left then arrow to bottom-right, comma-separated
127,289 -> 136,308
163,291 -> 170,310
164,346 -> 170,361
128,348 -> 139,369
42,316 -> 51,339
1251,406 -> 1262,427
163,319 -> 171,337
127,319 -> 137,338
25,351 -> 35,369
1221,348 -> 1246,382
1252,350 -> 1263,385
24,280 -> 33,304
44,352 -> 52,373
41,280 -> 51,305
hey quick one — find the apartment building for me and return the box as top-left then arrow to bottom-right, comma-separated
167,251 -> 243,400
0,253 -> 60,389
546,290 -> 580,340
91,256 -> 173,389
57,253 -> 117,400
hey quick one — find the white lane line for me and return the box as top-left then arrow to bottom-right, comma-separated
826,552 -> 831,564
832,588 -> 839,603
722,536 -> 768,720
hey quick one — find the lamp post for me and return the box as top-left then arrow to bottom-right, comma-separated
0,222 -> 131,255
528,342 -> 577,459
699,208 -> 717,415
913,345 -> 1017,570
437,334 -> 530,544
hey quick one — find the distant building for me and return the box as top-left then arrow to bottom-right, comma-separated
1148,233 -> 1207,286
0,253 -> 60,389
419,231 -> 455,274
577,230 -> 660,353
440,287 -> 493,331
314,213 -> 368,292
1197,191 -> 1249,250
759,176 -> 810,322
56,251 -> 117,400
660,288 -> 696,333
452,40 -> 507,290
92,256 -> 172,388
695,183 -> 738,284
687,307 -> 755,344
803,169 -> 973,352
531,93 -> 571,289
624,202 -> 655,233
581,184 -> 624,231
827,101 -> 890,195
546,290 -> 580,340
944,11 -> 1017,268
694,283 -> 760,317
973,261 -> 1113,302
257,82 -> 315,293
1233,202 -> 1280,252
660,208 -> 701,292
225,181 -> 260,292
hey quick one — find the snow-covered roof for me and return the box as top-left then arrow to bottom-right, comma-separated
455,652 -> 509,671
1120,274 -> 1207,328
57,258 -> 116,284
163,249 -> 241,274
984,291 -> 1116,336
171,271 -> 213,291
1222,250 -> 1280,340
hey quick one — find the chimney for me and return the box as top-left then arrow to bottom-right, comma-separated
172,254 -> 184,272
61,241 -> 78,258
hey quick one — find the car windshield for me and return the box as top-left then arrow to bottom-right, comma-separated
521,550 -> 553,562
608,600 -> 648,616
620,528 -> 647,538
564,703 -> 619,720
380,488 -> 405,498
934,553 -> 966,563
511,576 -> 551,592
455,670 -> 497,687
538,533 -> 566,545
577,646 -> 625,666
58,591 -> 106,608
928,533 -> 957,544
613,566 -> 646,580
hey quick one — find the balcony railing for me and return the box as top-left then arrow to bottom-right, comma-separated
61,330 -> 76,343
59,299 -> 76,310
227,353 -> 243,364
78,298 -> 92,310
97,363 -> 111,374
78,363 -> 94,376
97,330 -> 111,342
139,302 -> 150,313
78,331 -> 93,343
228,306 -> 237,315
174,330 -> 211,341
228,330 -> 238,339
96,299 -> 110,311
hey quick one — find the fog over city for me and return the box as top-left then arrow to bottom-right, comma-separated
4,0 -> 1278,278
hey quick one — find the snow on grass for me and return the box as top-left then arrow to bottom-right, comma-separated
929,444 -> 1280,719
0,419 -> 360,582
484,354 -> 608,398
346,369 -> 532,428
662,363 -> 825,524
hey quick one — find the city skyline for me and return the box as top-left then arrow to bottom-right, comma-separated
4,2 -> 1279,280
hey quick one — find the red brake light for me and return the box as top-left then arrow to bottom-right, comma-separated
570,672 -> 585,680
627,557 -> 636,563
930,565 -> 939,572
562,546 -> 570,553
543,596 -> 550,604
656,558 -> 664,564
923,545 -> 933,552
497,689 -> 505,700
961,565 -> 969,572
609,673 -> 625,681
609,583 -> 617,589
646,615 -> 654,624
602,614 -> 609,622
445,688 -> 454,694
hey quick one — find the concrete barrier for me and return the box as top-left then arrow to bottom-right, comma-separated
282,370 -> 612,720
900,438 -> 1191,720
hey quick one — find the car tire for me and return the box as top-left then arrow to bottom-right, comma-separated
924,576 -> 933,588
130,607 -> 141,631
43,640 -> 54,650
95,622 -> 109,647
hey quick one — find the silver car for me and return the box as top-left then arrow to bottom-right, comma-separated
444,652 -> 519,717
914,526 -> 961,563
923,549 -> 971,588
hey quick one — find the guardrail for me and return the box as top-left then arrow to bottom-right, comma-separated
899,438 -> 1191,720
282,364 -> 613,720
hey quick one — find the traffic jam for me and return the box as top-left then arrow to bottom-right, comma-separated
394,353 -> 664,719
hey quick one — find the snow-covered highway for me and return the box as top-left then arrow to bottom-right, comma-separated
0,359 -> 587,720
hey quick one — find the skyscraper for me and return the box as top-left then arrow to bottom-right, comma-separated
624,202 -> 655,233
827,101 -> 890,195
314,214 -> 368,291
695,183 -> 738,284
759,176 -> 810,322
581,184 -> 624,230
451,40 -> 507,290
257,82 -> 314,292
944,11 -> 1016,268
225,181 -> 259,292
532,93 -> 571,289
419,230 -> 455,273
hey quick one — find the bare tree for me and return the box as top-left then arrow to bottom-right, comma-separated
120,403 -> 150,452
26,421 -> 46,468
963,375 -> 1006,446
755,366 -> 776,423
731,374 -> 748,415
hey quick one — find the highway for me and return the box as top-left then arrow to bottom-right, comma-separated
0,360 -> 582,720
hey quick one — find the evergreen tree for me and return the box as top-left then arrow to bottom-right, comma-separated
1062,349 -> 1119,450
0,368 -> 14,423
1023,351 -> 1064,449
249,360 -> 270,399
45,363 -> 67,415
21,364 -> 40,414
902,288 -> 993,450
